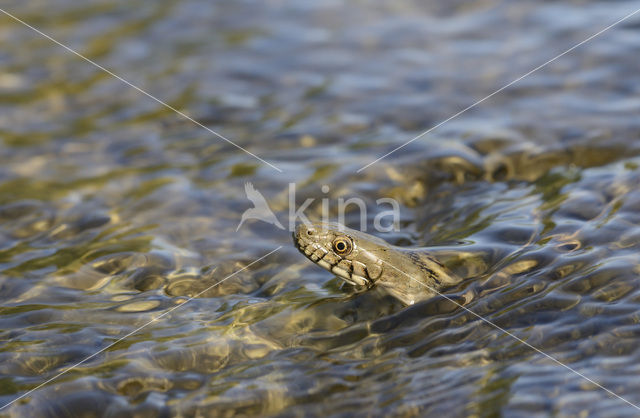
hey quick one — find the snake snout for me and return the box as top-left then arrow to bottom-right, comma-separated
294,223 -> 321,244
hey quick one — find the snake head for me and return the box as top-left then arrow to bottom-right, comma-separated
293,222 -> 385,287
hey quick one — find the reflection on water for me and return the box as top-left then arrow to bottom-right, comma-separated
1,0 -> 640,416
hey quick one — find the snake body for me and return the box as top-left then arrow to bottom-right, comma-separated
293,222 -> 462,305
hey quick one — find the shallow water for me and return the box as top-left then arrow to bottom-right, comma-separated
1,0 -> 640,416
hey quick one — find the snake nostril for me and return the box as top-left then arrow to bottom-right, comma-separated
307,228 -> 314,236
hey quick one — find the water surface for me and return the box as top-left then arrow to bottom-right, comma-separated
1,0 -> 640,416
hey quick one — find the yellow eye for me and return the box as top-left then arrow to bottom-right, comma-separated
332,237 -> 352,255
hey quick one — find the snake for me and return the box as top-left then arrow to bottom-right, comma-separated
293,222 -> 464,305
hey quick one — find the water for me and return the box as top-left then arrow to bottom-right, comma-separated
1,0 -> 640,416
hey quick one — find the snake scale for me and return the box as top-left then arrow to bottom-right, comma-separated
293,222 -> 463,305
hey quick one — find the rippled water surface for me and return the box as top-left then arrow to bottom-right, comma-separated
2,0 -> 640,416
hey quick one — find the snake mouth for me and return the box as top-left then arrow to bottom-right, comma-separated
294,234 -> 371,287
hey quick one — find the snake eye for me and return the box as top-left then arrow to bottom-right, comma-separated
332,237 -> 353,256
